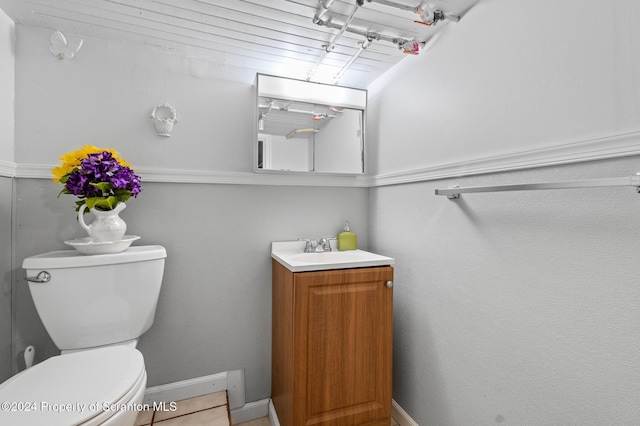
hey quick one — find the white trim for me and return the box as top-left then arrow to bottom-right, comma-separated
371,129 -> 640,187
12,129 -> 640,187
392,399 -> 419,426
268,399 -> 281,426
226,368 -> 245,409
143,371 -> 272,424
141,168 -> 370,187
230,398 -> 270,424
0,160 -> 16,178
14,163 -> 50,179
142,372 -> 228,405
15,163 -> 370,187
143,369 -> 244,408
267,398 -> 415,426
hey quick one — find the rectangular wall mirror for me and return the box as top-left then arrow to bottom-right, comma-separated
256,74 -> 366,175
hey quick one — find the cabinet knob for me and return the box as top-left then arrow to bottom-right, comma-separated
386,280 -> 393,288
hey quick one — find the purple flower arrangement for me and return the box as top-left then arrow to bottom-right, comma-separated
53,146 -> 142,211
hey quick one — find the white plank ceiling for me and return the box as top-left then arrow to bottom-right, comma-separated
0,0 -> 478,88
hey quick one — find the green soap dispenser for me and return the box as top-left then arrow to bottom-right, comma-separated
338,221 -> 357,251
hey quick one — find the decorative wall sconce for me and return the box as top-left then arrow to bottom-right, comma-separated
151,104 -> 178,137
49,30 -> 83,60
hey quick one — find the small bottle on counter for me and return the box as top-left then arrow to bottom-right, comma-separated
337,221 -> 357,251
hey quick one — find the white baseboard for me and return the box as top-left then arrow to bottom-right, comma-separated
268,399 -> 281,426
226,369 -> 245,409
143,369 -> 245,409
268,398 -> 417,426
393,399 -> 419,426
143,371 -> 271,424
230,398 -> 270,424
143,373 -> 418,425
143,372 -> 227,405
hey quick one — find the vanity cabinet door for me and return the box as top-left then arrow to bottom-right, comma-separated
272,261 -> 393,426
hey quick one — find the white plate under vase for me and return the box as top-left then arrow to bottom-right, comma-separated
64,235 -> 141,255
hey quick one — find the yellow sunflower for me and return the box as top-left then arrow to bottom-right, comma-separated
52,145 -> 131,182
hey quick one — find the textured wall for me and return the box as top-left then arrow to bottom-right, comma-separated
370,158 -> 640,425
14,178 -> 369,401
367,0 -> 640,424
366,0 -> 640,177
0,7 -> 13,383
0,177 -> 12,383
13,25 -> 256,172
0,7 -> 13,164
8,0 -> 640,421
10,24 -> 370,402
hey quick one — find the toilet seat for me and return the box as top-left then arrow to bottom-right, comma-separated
0,346 -> 146,426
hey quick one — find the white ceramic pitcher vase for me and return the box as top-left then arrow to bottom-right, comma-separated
78,202 -> 127,242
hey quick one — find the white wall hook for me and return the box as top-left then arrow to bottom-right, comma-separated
151,103 -> 178,137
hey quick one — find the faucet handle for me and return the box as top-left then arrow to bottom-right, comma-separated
318,237 -> 335,252
298,238 -> 314,253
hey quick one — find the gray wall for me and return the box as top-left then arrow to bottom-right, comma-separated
370,157 -> 640,425
0,3 -> 13,384
366,0 -> 640,424
14,178 -> 369,401
0,176 -> 12,383
5,0 -> 640,422
8,23 -> 370,403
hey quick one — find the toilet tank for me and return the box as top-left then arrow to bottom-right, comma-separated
22,245 -> 166,351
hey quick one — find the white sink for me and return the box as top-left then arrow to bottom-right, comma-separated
271,241 -> 395,272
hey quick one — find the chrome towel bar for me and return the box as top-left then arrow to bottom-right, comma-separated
435,174 -> 640,199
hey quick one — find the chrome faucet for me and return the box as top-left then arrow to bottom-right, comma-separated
299,237 -> 335,253
317,237 -> 332,252
300,239 -> 314,253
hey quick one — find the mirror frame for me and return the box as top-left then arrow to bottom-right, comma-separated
255,74 -> 367,175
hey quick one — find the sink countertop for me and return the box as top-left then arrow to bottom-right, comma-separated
271,241 -> 395,272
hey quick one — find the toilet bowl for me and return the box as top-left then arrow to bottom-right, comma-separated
0,346 -> 146,426
2,245 -> 167,425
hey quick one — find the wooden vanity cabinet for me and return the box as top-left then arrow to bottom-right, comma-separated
272,259 -> 394,426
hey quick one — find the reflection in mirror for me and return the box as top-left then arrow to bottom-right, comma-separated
256,74 -> 366,174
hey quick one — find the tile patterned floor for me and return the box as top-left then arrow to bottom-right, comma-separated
236,418 -> 272,426
237,415 -> 400,426
238,417 -> 399,426
135,391 -> 229,425
135,390 -> 400,425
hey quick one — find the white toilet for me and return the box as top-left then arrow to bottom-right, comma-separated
0,245 -> 166,426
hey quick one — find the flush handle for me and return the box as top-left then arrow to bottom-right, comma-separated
386,280 -> 393,288
26,271 -> 51,283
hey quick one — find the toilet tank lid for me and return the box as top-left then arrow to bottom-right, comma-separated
22,245 -> 167,269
